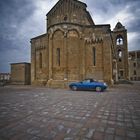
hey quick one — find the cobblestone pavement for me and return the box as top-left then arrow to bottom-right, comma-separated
0,82 -> 140,140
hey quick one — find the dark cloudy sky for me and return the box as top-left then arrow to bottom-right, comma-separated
0,0 -> 140,72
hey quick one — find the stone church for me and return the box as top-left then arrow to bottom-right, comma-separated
30,0 -> 129,88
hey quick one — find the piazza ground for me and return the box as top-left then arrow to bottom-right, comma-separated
0,82 -> 140,140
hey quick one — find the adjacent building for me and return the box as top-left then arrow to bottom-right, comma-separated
0,73 -> 10,81
30,0 -> 129,88
10,63 -> 31,85
129,50 -> 140,81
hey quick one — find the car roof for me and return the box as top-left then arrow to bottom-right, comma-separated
84,78 -> 95,82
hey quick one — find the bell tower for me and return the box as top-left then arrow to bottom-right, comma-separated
113,22 -> 129,80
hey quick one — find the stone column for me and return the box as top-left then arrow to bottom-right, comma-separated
84,40 -> 88,79
79,37 -> 86,80
64,31 -> 68,80
48,35 -> 53,80
103,34 -> 113,85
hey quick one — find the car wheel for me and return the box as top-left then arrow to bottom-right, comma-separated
72,86 -> 78,91
95,86 -> 102,92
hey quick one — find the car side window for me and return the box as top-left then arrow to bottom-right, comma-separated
83,80 -> 90,83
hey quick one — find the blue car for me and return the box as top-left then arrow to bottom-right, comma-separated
69,79 -> 107,92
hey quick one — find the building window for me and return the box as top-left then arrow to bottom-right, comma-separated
120,70 -> 124,77
134,70 -> 136,75
39,52 -> 42,69
64,15 -> 67,21
92,47 -> 96,66
118,49 -> 122,62
118,50 -> 122,58
116,35 -> 123,45
56,48 -> 60,66
133,63 -> 136,67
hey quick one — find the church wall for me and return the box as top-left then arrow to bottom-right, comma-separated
31,23 -> 115,87
67,30 -> 80,80
112,29 -> 129,80
49,27 -> 81,81
30,0 -> 129,88
31,35 -> 49,85
83,27 -> 112,83
102,34 -> 113,84
46,25 -> 82,88
52,30 -> 65,80
85,43 -> 103,81
47,0 -> 94,29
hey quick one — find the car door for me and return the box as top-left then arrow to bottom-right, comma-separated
90,82 -> 97,90
81,80 -> 91,90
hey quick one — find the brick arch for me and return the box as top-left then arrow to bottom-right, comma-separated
67,29 -> 80,38
52,29 -> 64,39
116,34 -> 124,40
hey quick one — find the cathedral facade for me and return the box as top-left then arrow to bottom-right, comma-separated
30,0 -> 129,88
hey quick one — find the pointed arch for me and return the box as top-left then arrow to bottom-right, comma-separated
117,49 -> 123,62
52,29 -> 64,39
116,34 -> 123,45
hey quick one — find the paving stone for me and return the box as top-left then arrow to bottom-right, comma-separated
96,126 -> 105,132
64,137 -> 74,140
26,128 -> 41,135
101,120 -> 107,124
106,127 -> 115,134
93,132 -> 104,140
126,131 -> 136,138
104,134 -> 114,140
0,83 -> 140,139
85,129 -> 95,139
117,122 -> 125,127
115,128 -> 126,136
126,123 -> 133,128
108,121 -> 115,125
115,136 -> 125,140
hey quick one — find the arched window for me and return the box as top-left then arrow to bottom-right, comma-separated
116,35 -> 123,45
134,70 -> 136,75
92,47 -> 96,66
39,52 -> 42,69
64,15 -> 67,21
118,50 -> 122,58
133,63 -> 136,67
118,49 -> 122,62
56,48 -> 60,66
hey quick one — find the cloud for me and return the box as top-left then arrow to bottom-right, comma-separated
0,0 -> 35,72
0,0 -> 59,72
0,0 -> 140,72
128,32 -> 140,50
82,0 -> 140,51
